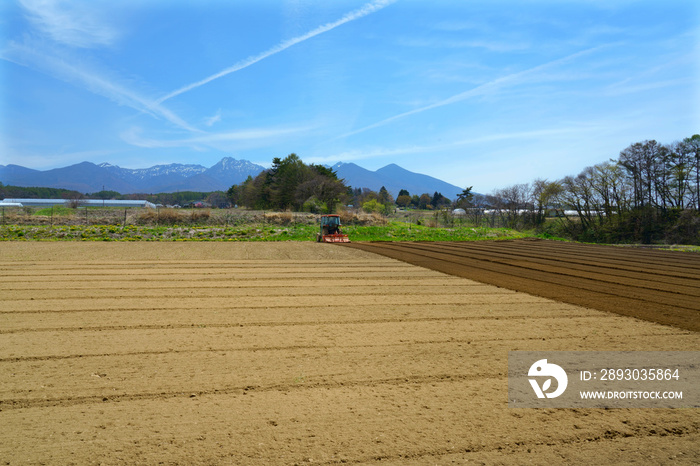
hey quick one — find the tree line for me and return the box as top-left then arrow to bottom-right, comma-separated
0,184 -> 83,200
476,135 -> 700,244
1,158 -> 453,215
226,154 -> 346,212
6,134 -> 696,244
225,153 -> 454,214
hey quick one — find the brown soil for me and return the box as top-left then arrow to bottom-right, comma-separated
0,241 -> 698,465
346,239 -> 700,332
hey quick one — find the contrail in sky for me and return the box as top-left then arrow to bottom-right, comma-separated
340,44 -> 614,138
157,0 -> 396,104
1,40 -> 199,132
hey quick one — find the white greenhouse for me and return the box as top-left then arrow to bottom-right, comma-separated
0,199 -> 156,208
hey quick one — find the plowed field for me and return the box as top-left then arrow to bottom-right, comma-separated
1,241 -> 698,465
346,240 -> 700,332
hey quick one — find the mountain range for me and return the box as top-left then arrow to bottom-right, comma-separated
0,158 -> 265,194
0,157 -> 465,199
332,162 -> 464,199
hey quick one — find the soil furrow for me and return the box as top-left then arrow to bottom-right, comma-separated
2,241 -> 698,465
345,241 -> 700,331
491,240 -> 700,268
0,297 -> 548,315
426,241 -> 700,284
0,277 -> 466,291
0,312 -> 605,334
0,373 -> 485,410
0,286 -> 497,301
351,242 -> 700,309
0,332 -> 597,363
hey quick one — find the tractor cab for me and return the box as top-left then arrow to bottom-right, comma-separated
317,214 -> 350,243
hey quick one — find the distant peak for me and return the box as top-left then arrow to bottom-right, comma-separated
377,163 -> 411,173
332,161 -> 361,169
215,157 -> 240,167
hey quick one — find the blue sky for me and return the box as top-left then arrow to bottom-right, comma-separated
1,0 -> 698,193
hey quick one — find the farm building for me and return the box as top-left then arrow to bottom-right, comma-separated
0,199 -> 157,208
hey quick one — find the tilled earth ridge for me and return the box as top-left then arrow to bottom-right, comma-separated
0,241 -> 698,465
345,239 -> 700,331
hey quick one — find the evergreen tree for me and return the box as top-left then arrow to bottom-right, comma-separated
228,155 -> 349,213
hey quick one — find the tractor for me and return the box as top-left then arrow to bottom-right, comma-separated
317,214 -> 350,243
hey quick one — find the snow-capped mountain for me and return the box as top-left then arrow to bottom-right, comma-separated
205,157 -> 265,184
97,162 -> 209,191
98,162 -> 208,180
1,157 -> 465,198
0,158 -> 265,193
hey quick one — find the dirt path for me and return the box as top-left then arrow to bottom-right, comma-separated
0,242 -> 698,464
346,239 -> 700,331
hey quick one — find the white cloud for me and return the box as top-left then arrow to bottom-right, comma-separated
18,0 -> 120,48
204,110 -> 223,127
313,124 -> 607,166
157,0 -> 397,103
605,78 -> 695,97
396,36 -> 530,53
432,20 -> 487,32
1,40 -> 198,132
340,44 -> 615,138
121,125 -> 314,149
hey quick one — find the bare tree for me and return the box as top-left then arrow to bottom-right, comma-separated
679,135 -> 700,210
492,183 -> 530,229
531,179 -> 563,225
